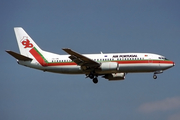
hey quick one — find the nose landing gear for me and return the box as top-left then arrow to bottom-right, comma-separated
153,70 -> 163,79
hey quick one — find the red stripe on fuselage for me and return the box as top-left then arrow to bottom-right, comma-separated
29,48 -> 46,66
48,62 -> 77,66
29,47 -> 174,67
116,60 -> 174,64
47,60 -> 173,66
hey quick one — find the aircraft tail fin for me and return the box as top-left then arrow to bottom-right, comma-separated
14,27 -> 43,57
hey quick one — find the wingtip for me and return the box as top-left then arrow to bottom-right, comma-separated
62,48 -> 71,50
5,50 -> 11,53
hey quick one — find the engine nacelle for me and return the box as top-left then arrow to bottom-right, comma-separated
103,73 -> 125,81
99,62 -> 119,73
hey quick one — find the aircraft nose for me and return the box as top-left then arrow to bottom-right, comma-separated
169,61 -> 175,68
173,61 -> 175,66
162,60 -> 175,70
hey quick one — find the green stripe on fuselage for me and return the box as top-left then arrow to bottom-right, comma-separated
33,47 -> 48,63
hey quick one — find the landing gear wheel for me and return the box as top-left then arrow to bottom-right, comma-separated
153,74 -> 157,79
93,78 -> 98,84
89,74 -> 94,79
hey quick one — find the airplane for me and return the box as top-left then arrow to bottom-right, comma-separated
6,27 -> 175,84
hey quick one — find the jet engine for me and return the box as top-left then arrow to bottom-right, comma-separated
103,73 -> 125,80
99,62 -> 119,73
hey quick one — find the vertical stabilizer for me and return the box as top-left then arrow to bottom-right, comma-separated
14,27 -> 43,57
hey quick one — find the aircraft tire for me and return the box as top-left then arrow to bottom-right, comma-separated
93,78 -> 98,84
153,75 -> 157,79
89,74 -> 94,79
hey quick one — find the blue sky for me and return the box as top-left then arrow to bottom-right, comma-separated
1,0 -> 180,120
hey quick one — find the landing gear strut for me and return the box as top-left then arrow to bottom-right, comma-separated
87,72 -> 98,84
153,70 -> 163,79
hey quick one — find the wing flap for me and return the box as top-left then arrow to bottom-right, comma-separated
62,48 -> 100,67
6,50 -> 32,61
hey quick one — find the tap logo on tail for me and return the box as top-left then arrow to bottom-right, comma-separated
21,36 -> 33,48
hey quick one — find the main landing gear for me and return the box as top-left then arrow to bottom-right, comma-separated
88,73 -> 98,84
93,77 -> 98,84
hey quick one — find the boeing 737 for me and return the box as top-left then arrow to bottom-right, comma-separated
6,27 -> 175,83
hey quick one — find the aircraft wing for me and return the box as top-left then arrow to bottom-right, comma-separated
62,48 -> 100,68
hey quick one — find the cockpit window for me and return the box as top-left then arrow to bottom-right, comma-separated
159,57 -> 168,60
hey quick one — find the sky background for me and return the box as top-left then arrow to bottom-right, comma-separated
1,0 -> 180,120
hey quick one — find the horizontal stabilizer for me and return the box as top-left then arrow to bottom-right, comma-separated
6,50 -> 32,61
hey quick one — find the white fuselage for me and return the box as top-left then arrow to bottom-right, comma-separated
18,52 -> 174,75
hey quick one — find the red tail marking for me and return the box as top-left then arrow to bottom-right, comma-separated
22,39 -> 33,48
29,48 -> 47,66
